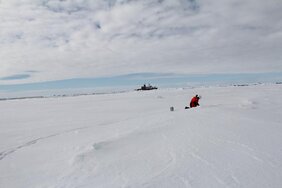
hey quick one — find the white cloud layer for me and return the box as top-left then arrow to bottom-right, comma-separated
0,0 -> 282,84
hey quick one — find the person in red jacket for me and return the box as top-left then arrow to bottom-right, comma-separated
189,94 -> 200,108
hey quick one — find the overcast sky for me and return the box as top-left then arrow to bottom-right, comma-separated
1,0 -> 282,85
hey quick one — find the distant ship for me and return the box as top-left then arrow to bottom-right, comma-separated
136,84 -> 158,91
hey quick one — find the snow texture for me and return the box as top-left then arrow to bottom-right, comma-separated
0,84 -> 282,188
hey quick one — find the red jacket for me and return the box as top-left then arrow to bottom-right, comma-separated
190,96 -> 199,108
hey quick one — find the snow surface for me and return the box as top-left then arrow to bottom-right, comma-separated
1,84 -> 282,188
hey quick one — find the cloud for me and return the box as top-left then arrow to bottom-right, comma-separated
0,74 -> 30,80
0,0 -> 282,84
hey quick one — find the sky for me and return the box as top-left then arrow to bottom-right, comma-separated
0,0 -> 282,89
1,72 -> 282,99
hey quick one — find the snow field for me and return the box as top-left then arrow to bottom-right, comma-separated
0,84 -> 282,188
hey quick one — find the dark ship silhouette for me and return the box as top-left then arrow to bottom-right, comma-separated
136,84 -> 158,91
